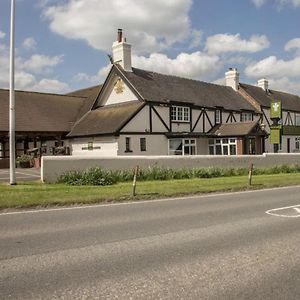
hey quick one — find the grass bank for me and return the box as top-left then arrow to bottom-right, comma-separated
1,173 -> 300,210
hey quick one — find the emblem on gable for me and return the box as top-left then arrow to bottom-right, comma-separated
114,78 -> 125,94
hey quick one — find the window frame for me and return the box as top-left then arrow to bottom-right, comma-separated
168,138 -> 196,156
241,112 -> 253,122
171,106 -> 190,123
125,137 -> 132,153
140,137 -> 146,152
215,109 -> 221,124
208,138 -> 237,156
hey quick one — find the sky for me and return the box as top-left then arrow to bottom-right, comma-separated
0,0 -> 300,95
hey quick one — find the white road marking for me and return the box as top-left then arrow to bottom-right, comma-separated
1,185 -> 300,217
266,204 -> 300,218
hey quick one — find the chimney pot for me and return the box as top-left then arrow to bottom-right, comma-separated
117,29 -> 122,43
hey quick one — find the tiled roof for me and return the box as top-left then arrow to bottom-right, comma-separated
122,67 -> 258,112
67,100 -> 145,137
209,121 -> 266,137
0,89 -> 86,132
67,84 -> 102,119
240,83 -> 300,112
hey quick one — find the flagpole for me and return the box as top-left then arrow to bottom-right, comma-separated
9,0 -> 16,185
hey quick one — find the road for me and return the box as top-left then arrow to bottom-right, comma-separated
1,186 -> 300,299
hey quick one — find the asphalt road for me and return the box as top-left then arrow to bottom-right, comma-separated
1,186 -> 300,299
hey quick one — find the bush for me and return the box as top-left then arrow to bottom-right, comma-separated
57,167 -> 117,186
16,154 -> 32,163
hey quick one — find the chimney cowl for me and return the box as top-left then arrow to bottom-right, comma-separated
117,28 -> 122,43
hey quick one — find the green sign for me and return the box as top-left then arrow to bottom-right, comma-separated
270,125 -> 282,144
270,101 -> 282,119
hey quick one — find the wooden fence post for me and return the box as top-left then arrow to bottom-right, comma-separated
248,163 -> 254,186
132,165 -> 139,196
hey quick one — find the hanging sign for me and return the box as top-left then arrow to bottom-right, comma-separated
270,125 -> 282,144
270,101 -> 282,119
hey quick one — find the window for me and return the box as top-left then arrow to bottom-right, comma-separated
169,139 -> 196,155
140,138 -> 146,152
208,138 -> 237,155
295,114 -> 300,126
241,112 -> 253,122
295,137 -> 300,151
0,142 -> 3,158
125,137 -> 132,152
171,106 -> 190,122
215,109 -> 221,124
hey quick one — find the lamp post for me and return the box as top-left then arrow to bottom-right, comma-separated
9,0 -> 16,185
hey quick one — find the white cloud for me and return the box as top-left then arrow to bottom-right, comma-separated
21,54 -> 64,74
205,33 -> 270,54
284,38 -> 300,53
245,55 -> 300,78
189,29 -> 203,49
251,0 -> 267,8
22,37 -> 37,50
251,0 -> 300,8
73,64 -> 112,84
269,77 -> 300,95
133,52 -> 220,80
276,0 -> 300,7
41,0 -> 193,54
0,40 -> 68,93
32,78 -> 69,93
0,31 -> 5,39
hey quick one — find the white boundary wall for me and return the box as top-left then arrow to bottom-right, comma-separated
42,154 -> 300,183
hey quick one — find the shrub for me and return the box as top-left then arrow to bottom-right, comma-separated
57,164 -> 300,186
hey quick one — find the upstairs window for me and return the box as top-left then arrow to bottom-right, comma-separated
241,112 -> 253,122
295,137 -> 300,150
171,106 -> 190,122
215,109 -> 221,124
295,114 -> 300,126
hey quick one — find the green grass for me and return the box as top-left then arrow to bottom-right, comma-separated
1,173 -> 300,210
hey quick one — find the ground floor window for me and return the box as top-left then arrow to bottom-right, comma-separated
0,142 -> 3,158
169,139 -> 196,155
296,137 -> 300,150
208,138 -> 237,155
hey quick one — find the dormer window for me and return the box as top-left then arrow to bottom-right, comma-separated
241,112 -> 253,122
171,106 -> 190,122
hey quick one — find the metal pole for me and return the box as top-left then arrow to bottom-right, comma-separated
9,0 -> 16,185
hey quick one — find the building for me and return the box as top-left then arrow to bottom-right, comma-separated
1,29 -> 300,164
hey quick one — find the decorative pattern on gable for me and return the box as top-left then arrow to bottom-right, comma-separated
100,75 -> 138,106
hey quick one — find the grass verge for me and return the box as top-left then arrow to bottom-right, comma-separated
1,173 -> 300,210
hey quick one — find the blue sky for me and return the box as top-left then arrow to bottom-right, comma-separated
0,0 -> 300,94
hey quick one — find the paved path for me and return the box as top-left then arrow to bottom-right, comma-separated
0,168 -> 40,182
1,186 -> 300,299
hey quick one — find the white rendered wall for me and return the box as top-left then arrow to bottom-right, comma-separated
71,137 -> 118,157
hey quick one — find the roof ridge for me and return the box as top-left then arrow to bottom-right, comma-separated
0,88 -> 86,99
131,67 -> 227,89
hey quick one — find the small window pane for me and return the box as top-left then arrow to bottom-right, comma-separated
140,138 -> 146,151
222,139 -> 229,144
209,146 -> 214,155
216,145 -> 222,155
230,145 -> 236,155
223,145 -> 229,155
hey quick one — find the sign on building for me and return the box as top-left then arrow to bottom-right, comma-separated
270,101 -> 282,119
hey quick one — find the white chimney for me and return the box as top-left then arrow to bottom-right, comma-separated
225,68 -> 239,91
112,29 -> 132,72
257,78 -> 268,92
